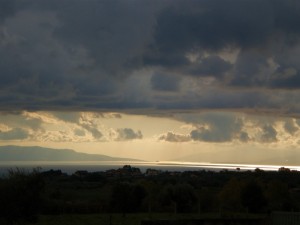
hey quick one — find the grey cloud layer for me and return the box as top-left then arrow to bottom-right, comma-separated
0,128 -> 28,140
158,112 -> 300,144
0,0 -> 300,114
149,0 -> 300,89
0,111 -> 144,142
189,113 -> 243,142
115,128 -> 143,141
159,132 -> 191,142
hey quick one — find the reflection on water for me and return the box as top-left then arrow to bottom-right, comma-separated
0,160 -> 299,175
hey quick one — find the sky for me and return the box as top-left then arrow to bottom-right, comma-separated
1,0 -> 300,164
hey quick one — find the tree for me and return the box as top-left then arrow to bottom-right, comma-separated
218,178 -> 243,212
110,182 -> 146,214
159,184 -> 198,213
266,180 -> 293,211
240,180 -> 267,213
0,168 -> 44,224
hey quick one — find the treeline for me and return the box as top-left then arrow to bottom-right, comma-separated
0,169 -> 44,224
1,166 -> 300,224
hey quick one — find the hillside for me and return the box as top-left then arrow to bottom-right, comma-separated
0,145 -> 139,161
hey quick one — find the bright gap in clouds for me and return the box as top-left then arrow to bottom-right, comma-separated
0,111 -> 299,166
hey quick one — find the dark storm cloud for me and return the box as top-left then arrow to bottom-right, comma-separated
53,0 -> 161,76
155,89 -> 276,112
0,0 -> 161,111
0,0 -> 15,22
148,0 -> 300,88
188,56 -> 232,78
150,0 -> 300,53
230,49 -> 300,88
0,0 -> 300,112
230,51 -> 270,87
151,72 -> 181,92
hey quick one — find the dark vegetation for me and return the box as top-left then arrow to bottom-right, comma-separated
0,165 -> 300,224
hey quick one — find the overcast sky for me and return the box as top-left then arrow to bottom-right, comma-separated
0,0 -> 300,164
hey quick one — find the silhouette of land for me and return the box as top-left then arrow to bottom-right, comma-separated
0,165 -> 300,224
0,145 -> 140,161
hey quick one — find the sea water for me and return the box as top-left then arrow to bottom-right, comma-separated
0,161 -> 299,176
0,161 -> 298,175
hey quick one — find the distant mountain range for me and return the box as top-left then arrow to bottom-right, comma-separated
0,145 -> 140,161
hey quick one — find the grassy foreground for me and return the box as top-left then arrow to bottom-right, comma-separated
8,213 -> 266,225
37,214 -> 143,225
